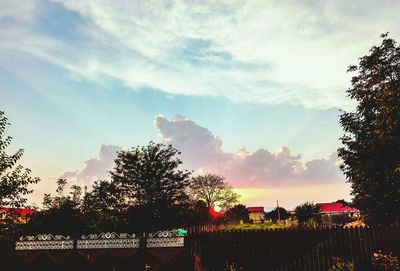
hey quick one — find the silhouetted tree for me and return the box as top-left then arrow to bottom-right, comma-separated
110,142 -> 191,231
0,111 -> 40,208
82,180 -> 121,212
22,179 -> 85,236
23,200 -> 84,236
188,173 -> 240,212
295,202 -> 321,226
265,207 -> 290,222
335,199 -> 352,206
81,180 -> 123,232
338,34 -> 400,223
0,111 -> 40,237
224,204 -> 249,223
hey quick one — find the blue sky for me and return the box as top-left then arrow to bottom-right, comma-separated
1,0 -> 400,208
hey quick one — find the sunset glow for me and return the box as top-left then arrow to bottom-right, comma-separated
2,0 -> 398,210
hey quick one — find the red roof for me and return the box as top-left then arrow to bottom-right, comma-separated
247,207 -> 264,213
1,208 -> 37,217
318,203 -> 359,213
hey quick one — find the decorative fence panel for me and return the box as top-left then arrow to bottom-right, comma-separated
0,231 -> 192,271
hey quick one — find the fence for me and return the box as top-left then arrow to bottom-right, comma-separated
186,224 -> 400,271
1,225 -> 399,270
0,232 -> 193,271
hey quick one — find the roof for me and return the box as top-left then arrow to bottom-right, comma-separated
1,208 -> 37,217
247,207 -> 264,213
318,203 -> 359,213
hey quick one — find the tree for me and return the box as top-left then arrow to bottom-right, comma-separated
338,34 -> 400,223
265,207 -> 290,222
110,142 -> 191,231
188,173 -> 240,212
224,204 -> 249,223
295,202 -> 321,226
0,111 -> 39,208
82,180 -> 121,212
81,180 -> 123,232
335,199 -> 352,206
25,179 -> 84,236
42,179 -> 80,209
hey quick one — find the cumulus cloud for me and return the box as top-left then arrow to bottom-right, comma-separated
2,1 -> 400,109
155,115 -> 345,187
60,116 -> 345,190
60,144 -> 121,187
155,114 -> 228,169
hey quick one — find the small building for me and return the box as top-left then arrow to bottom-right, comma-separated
0,208 -> 36,224
247,207 -> 265,223
317,202 -> 360,226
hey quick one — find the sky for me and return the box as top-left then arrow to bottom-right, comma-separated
1,0 -> 400,210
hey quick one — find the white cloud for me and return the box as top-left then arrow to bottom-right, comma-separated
2,1 -> 400,109
0,0 -> 36,22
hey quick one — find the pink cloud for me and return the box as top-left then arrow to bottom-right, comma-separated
57,115 -> 348,208
60,144 -> 122,187
155,115 -> 345,188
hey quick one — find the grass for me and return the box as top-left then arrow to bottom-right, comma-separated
223,221 -> 293,230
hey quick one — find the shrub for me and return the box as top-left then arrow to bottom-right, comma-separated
372,251 -> 400,271
328,257 -> 354,271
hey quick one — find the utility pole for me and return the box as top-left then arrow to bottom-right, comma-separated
276,200 -> 281,222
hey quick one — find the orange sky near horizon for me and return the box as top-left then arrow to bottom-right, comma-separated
234,182 -> 352,210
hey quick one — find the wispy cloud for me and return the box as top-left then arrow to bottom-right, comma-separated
2,1 -> 400,109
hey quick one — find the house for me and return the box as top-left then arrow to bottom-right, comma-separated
247,207 -> 265,223
317,202 -> 360,226
0,208 -> 36,224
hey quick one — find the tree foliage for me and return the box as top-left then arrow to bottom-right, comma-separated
0,111 -> 39,208
188,173 -> 239,212
82,180 -> 121,212
265,207 -> 290,222
223,204 -> 249,223
18,142 -> 239,235
295,202 -> 321,226
338,34 -> 400,223
110,142 -> 192,231
23,178 -> 86,235
111,142 -> 191,206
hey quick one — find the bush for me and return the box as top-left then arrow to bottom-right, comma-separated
372,251 -> 400,271
328,257 -> 354,271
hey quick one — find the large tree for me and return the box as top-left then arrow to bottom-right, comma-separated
188,173 -> 240,212
110,142 -> 191,230
81,180 -> 123,232
0,111 -> 39,208
338,34 -> 400,223
111,142 -> 191,206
